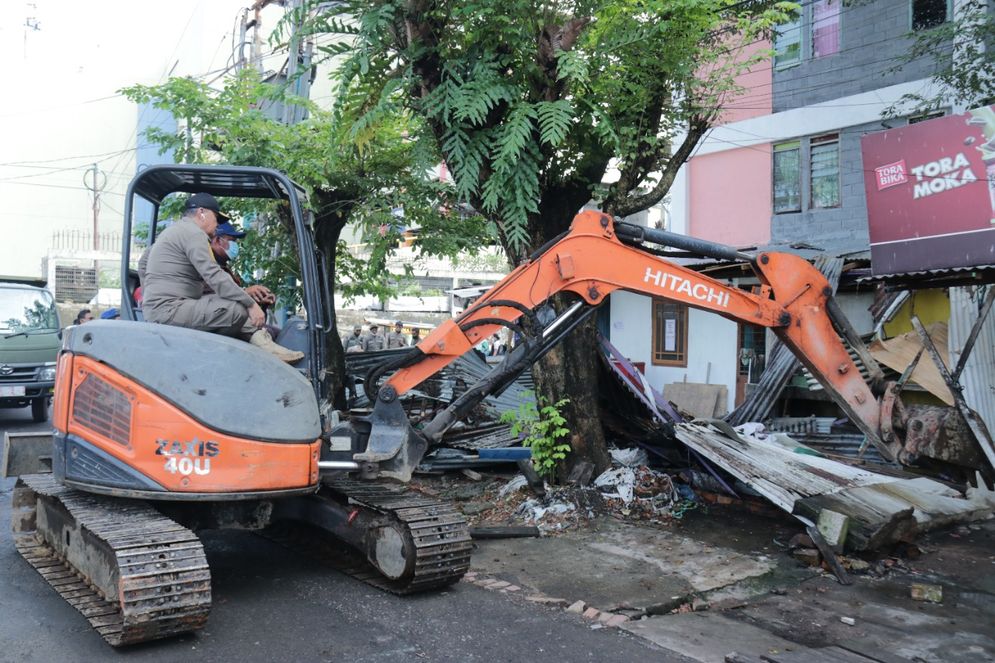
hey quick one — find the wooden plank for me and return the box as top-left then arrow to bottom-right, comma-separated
674,423 -> 896,513
676,422 -> 994,551
664,383 -> 727,418
806,525 -> 852,585
795,491 -> 916,551
469,526 -> 541,539
756,646 -> 879,662
834,643 -> 917,663
725,654 -> 766,663
868,322 -> 954,405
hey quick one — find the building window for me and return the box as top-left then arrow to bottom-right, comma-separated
652,300 -> 688,367
774,17 -> 801,68
810,134 -> 840,209
738,324 -> 767,383
812,0 -> 841,57
909,110 -> 946,124
773,141 -> 801,213
912,0 -> 948,30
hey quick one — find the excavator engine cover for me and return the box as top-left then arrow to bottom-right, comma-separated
52,321 -> 322,499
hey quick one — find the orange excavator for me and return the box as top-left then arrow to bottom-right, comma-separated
5,164 -> 924,646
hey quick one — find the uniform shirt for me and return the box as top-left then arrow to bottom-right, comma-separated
362,331 -> 386,352
386,330 -> 408,349
139,219 -> 255,320
343,333 -> 364,352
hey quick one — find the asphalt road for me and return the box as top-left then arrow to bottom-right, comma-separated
0,408 -> 678,663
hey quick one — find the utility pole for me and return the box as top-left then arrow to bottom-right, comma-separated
250,0 -> 269,74
282,0 -> 313,126
83,163 -> 106,250
237,8 -> 249,72
83,163 -> 106,285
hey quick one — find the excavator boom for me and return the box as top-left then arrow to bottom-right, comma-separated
367,211 -> 892,469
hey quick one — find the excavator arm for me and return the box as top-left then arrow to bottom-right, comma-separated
357,211 -> 898,480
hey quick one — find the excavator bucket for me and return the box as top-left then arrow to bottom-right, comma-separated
354,393 -> 428,482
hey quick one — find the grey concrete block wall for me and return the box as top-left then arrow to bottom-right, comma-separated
770,119 -> 893,254
773,0 -> 944,112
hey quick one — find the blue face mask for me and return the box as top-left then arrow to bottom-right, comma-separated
224,240 -> 240,261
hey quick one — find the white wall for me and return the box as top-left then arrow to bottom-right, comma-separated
609,290 -> 739,413
0,1 -> 268,279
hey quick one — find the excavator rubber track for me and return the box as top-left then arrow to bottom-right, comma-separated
11,474 -> 211,647
266,479 -> 472,594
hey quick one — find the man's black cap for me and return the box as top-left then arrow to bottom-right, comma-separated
185,192 -> 231,221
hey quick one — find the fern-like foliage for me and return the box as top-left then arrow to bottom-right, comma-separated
321,0 -> 797,256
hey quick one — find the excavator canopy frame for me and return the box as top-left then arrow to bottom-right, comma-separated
118,164 -> 330,401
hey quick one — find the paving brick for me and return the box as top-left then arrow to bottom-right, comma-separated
606,615 -> 629,628
582,607 -> 601,620
566,600 -> 586,614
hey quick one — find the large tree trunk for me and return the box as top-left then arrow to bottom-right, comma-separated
311,195 -> 351,411
532,312 -> 612,476
523,187 -> 612,476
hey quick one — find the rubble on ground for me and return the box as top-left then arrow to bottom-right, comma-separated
413,450 -> 700,533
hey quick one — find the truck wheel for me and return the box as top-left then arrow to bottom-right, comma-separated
31,397 -> 49,423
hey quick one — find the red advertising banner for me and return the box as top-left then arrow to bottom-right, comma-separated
861,105 -> 995,275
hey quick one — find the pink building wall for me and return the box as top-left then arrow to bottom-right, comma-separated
717,40 -> 772,125
687,39 -> 773,246
688,146 -> 772,246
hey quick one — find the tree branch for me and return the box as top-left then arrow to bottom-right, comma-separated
606,115 -> 709,218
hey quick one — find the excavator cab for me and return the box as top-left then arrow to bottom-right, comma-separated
46,165 -> 332,499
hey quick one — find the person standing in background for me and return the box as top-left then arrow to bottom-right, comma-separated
363,324 -> 386,352
386,320 -> 408,349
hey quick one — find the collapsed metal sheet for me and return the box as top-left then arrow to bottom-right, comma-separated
345,348 -> 534,450
673,422 -> 995,550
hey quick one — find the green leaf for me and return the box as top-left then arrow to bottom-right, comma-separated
535,100 -> 572,146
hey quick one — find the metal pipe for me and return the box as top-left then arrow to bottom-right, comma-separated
542,301 -> 585,338
615,221 -> 753,262
317,460 -> 360,470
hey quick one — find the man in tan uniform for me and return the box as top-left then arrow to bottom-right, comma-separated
386,320 -> 407,349
139,193 -> 303,363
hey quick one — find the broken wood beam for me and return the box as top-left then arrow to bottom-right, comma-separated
805,525 -> 852,585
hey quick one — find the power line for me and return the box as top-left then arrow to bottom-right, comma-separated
0,180 -> 126,195
0,147 -> 137,169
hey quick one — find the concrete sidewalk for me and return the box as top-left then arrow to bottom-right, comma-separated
468,505 -> 995,662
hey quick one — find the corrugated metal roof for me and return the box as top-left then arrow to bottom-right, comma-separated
858,264 -> 995,283
949,286 -> 995,438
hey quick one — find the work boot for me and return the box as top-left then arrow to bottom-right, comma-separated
249,329 -> 304,363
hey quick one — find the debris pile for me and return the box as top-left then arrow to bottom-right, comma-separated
421,451 -> 697,533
